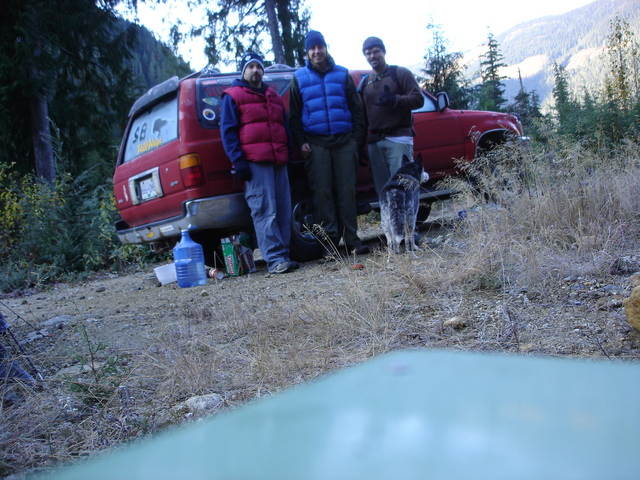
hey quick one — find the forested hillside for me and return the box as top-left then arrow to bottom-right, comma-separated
463,0 -> 640,109
123,21 -> 192,94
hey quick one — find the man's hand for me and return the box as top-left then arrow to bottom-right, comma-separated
374,85 -> 397,107
233,159 -> 252,181
301,143 -> 312,159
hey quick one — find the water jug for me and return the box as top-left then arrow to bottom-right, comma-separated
173,230 -> 207,288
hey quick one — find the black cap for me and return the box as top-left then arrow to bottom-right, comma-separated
362,36 -> 386,53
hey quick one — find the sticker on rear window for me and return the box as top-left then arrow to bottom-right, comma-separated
123,95 -> 178,163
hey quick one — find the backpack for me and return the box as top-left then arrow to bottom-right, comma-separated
357,65 -> 399,93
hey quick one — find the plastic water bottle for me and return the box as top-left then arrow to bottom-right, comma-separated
173,230 -> 207,288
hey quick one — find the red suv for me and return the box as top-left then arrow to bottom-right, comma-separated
113,66 -> 525,261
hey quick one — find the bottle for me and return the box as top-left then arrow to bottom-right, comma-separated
173,230 -> 207,288
208,268 -> 225,280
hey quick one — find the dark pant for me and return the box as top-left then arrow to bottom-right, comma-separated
304,139 -> 362,248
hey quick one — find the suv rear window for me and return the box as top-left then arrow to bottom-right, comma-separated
196,72 -> 295,129
123,95 -> 179,163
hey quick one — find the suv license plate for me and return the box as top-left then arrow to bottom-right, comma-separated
139,177 -> 158,201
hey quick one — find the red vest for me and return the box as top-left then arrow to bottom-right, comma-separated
225,85 -> 289,164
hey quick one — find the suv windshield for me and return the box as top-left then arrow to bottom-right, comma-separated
196,72 -> 295,129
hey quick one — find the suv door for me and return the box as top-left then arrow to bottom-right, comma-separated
412,93 -> 466,179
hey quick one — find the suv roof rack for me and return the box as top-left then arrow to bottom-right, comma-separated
265,64 -> 294,70
200,66 -> 222,78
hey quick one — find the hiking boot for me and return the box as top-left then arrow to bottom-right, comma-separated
288,260 -> 300,270
271,261 -> 293,274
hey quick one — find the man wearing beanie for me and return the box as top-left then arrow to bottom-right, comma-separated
220,52 -> 299,274
359,36 -> 424,197
289,30 -> 368,256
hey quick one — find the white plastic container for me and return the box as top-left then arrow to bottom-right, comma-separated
154,263 -> 177,285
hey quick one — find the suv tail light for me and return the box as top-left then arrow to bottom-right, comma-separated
180,154 -> 205,187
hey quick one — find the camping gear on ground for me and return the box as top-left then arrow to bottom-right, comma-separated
221,233 -> 256,277
0,311 -> 41,382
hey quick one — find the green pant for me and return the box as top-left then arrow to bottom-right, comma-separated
304,139 -> 362,248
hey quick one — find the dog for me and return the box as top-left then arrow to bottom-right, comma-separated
379,154 -> 429,254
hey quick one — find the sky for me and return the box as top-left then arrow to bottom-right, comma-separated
122,0 -> 598,72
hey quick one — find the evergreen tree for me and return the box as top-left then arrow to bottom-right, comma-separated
420,24 -> 471,109
478,33 -> 508,112
506,69 -> 542,131
551,62 -> 576,135
179,0 -> 310,69
0,0 -> 138,184
603,15 -> 640,109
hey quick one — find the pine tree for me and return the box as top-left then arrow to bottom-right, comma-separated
185,0 -> 310,69
552,62 -> 575,134
603,15 -> 640,110
478,33 -> 508,112
507,70 -> 542,132
0,0 -> 138,184
420,24 -> 471,109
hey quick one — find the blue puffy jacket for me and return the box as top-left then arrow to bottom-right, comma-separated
294,63 -> 353,136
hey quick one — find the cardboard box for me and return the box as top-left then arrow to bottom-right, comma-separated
221,233 -> 256,277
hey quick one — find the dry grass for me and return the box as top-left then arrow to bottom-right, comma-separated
2,139 -> 640,478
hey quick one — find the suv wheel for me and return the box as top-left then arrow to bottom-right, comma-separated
289,198 -> 323,262
417,202 -> 432,223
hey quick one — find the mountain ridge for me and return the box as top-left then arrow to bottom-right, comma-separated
489,0 -> 640,110
408,0 -> 640,111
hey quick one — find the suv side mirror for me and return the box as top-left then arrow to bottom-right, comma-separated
436,92 -> 450,112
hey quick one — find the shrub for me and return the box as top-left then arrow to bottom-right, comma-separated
0,165 -> 161,292
444,137 -> 640,291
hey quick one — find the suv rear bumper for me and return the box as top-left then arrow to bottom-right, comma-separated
115,185 -> 457,247
115,193 -> 251,246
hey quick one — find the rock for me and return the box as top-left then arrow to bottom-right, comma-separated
20,330 -> 48,345
597,297 -> 624,311
612,255 -> 640,274
53,362 -> 104,379
443,317 -> 467,330
184,393 -> 223,414
598,285 -> 622,295
622,286 -> 640,331
171,393 -> 224,418
40,315 -> 76,328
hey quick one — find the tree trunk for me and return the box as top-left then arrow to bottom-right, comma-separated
264,0 -> 285,65
276,0 -> 295,66
30,96 -> 55,185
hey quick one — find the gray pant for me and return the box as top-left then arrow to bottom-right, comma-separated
304,139 -> 362,248
245,162 -> 292,271
368,139 -> 414,196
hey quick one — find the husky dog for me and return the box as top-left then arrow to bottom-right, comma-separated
379,154 -> 429,254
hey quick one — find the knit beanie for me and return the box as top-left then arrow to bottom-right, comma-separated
240,52 -> 264,77
305,30 -> 327,52
362,36 -> 386,53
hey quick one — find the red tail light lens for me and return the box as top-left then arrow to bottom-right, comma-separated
180,154 -> 204,187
